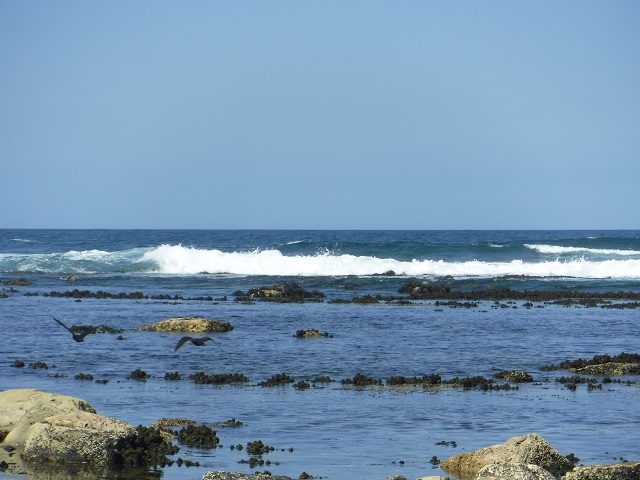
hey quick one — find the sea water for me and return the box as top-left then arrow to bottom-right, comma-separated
1,230 -> 640,479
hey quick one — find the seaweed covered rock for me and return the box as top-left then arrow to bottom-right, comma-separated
494,370 -> 534,383
234,283 -> 325,303
387,374 -> 442,386
176,425 -> 220,449
22,412 -> 136,465
440,433 -> 573,479
294,329 -> 333,338
571,363 -> 640,375
564,462 -> 640,479
189,372 -> 250,385
0,389 -> 96,449
399,283 -> 451,299
137,317 -> 233,333
202,472 -> 296,480
341,373 -> 383,387
259,373 -> 295,387
476,462 -> 556,479
113,425 -> 179,466
540,352 -> 640,376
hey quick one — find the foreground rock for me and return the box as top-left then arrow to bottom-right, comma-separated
22,411 -> 136,464
137,316 -> 233,333
440,433 -> 573,479
0,389 -> 96,448
564,462 -> 640,479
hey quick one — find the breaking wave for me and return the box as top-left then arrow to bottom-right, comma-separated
3,244 -> 640,279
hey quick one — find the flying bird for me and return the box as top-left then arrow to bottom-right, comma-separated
53,317 -> 95,342
174,336 -> 219,352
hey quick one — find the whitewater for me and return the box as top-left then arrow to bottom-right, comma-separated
3,243 -> 640,279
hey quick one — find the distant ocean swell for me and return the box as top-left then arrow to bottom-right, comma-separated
2,244 -> 640,279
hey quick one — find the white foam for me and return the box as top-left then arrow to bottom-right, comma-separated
525,244 -> 640,256
141,244 -> 640,279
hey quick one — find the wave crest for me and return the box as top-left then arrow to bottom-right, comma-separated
142,245 -> 640,279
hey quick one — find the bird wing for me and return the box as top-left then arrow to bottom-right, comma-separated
53,317 -> 73,333
75,327 -> 96,341
174,336 -> 192,351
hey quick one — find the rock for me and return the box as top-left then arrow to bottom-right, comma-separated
294,329 -> 332,338
476,462 -> 556,479
3,279 -> 32,286
570,362 -> 640,375
137,316 -> 233,333
0,389 -> 96,449
440,434 -> 573,480
151,418 -> 197,429
22,411 -> 135,465
202,472 -> 295,480
493,370 -> 534,382
416,477 -> 450,480
564,462 -> 640,479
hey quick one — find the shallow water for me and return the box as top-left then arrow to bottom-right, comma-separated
2,229 -> 640,479
2,293 -> 640,480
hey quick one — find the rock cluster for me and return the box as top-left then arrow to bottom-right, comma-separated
440,433 -> 639,480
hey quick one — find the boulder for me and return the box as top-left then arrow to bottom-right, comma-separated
22,411 -> 136,465
440,434 -> 573,480
137,317 -> 233,333
0,389 -> 96,448
476,462 -> 556,479
564,462 -> 640,479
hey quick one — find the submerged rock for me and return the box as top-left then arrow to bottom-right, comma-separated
440,433 -> 573,479
137,317 -> 233,333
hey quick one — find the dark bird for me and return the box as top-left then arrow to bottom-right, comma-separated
53,317 -> 95,342
174,336 -> 218,352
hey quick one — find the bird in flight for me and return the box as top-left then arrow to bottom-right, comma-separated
53,317 -> 95,342
174,336 -> 220,352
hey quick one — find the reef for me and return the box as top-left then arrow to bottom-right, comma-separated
398,283 -> 640,305
189,372 -> 250,385
258,373 -> 295,387
233,283 -> 325,303
540,352 -> 640,375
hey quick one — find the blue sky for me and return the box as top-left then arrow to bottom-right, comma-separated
2,1 -> 639,229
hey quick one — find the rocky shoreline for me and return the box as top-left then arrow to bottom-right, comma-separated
1,388 -> 638,480
3,283 -> 640,479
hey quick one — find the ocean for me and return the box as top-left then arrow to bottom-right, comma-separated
1,229 -> 640,479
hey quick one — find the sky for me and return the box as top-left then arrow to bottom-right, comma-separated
1,1 -> 639,230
